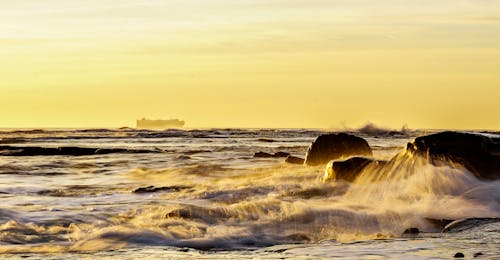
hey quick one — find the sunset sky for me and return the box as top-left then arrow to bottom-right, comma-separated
1,0 -> 499,129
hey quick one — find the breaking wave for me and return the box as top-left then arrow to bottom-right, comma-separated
356,122 -> 412,137
1,155 -> 498,254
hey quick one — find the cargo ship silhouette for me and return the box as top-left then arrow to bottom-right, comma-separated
136,118 -> 185,129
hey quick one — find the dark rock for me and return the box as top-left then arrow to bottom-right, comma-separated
254,151 -> 290,158
454,252 -> 465,258
254,152 -> 273,158
166,205 -> 233,222
270,248 -> 288,253
425,218 -> 455,229
0,145 -> 155,156
133,185 -> 191,193
405,131 -> 500,180
273,152 -> 291,158
286,184 -> 349,199
442,218 -> 500,233
324,157 -> 386,182
305,133 -> 372,166
286,187 -> 328,199
402,228 -> 420,235
256,138 -> 276,143
285,156 -> 305,165
284,233 -> 311,242
473,252 -> 484,257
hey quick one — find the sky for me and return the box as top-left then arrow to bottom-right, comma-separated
1,0 -> 500,129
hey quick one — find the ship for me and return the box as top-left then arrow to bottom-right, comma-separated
136,118 -> 185,129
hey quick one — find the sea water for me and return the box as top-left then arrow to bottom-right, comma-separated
0,128 -> 498,259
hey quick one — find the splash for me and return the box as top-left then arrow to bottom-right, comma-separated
341,151 -> 500,233
357,122 -> 411,137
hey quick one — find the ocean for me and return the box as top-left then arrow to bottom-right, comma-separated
0,128 -> 498,259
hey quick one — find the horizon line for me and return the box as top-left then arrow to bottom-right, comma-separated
0,126 -> 498,132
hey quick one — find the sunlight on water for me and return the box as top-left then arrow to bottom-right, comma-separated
0,128 -> 498,258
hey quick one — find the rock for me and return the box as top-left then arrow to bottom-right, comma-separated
286,187 -> 329,199
402,228 -> 420,235
274,152 -> 291,158
284,233 -> 311,242
254,151 -> 290,158
473,252 -> 484,257
133,185 -> 191,193
324,157 -> 386,182
324,157 -> 372,182
454,252 -> 465,258
254,152 -> 273,158
405,131 -> 500,180
425,218 -> 454,230
175,155 -> 191,160
305,133 -> 372,166
256,138 -> 276,143
166,205 -> 233,221
442,218 -> 500,233
285,156 -> 305,165
0,145 -> 155,156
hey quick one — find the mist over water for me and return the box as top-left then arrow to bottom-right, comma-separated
0,128 -> 498,258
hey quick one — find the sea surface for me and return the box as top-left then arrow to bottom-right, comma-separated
0,127 -> 499,259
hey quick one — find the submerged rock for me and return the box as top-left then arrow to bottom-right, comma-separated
402,228 -> 420,235
165,205 -> 234,222
425,218 -> 454,230
133,185 -> 191,193
405,131 -> 500,180
285,187 -> 329,199
274,152 -> 291,158
442,218 -> 500,233
254,151 -> 290,158
285,155 -> 305,165
454,252 -> 465,258
254,152 -> 273,158
0,145 -> 155,156
305,133 -> 372,166
284,233 -> 311,242
324,157 -> 386,182
256,138 -> 276,143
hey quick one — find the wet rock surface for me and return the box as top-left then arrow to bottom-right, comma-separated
0,145 -> 156,156
285,156 -> 305,165
254,151 -> 290,158
324,157 -> 387,182
402,228 -> 420,235
405,131 -> 500,180
442,218 -> 500,233
304,133 -> 372,166
425,218 -> 455,230
133,185 -> 191,193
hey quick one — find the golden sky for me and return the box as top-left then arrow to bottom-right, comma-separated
1,0 -> 499,129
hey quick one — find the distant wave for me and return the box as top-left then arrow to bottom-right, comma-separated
356,122 -> 411,137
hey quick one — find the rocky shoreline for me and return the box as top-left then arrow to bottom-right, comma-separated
254,130 -> 500,235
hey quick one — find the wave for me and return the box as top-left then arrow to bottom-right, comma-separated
0,138 -> 28,144
1,157 -> 495,254
0,129 -> 47,134
118,160 -> 498,250
0,130 -> 499,254
0,128 -> 325,146
356,122 -> 412,137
